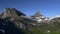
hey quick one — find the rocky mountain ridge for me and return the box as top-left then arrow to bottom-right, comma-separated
0,8 -> 60,34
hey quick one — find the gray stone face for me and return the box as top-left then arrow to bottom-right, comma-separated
2,8 -> 11,18
0,14 -> 2,18
33,11 -> 43,17
2,8 -> 26,18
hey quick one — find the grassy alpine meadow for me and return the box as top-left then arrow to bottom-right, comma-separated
24,22 -> 60,34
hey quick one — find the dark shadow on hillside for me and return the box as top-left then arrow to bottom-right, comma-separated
0,19 -> 24,34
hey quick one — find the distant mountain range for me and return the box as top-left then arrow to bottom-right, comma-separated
0,8 -> 60,34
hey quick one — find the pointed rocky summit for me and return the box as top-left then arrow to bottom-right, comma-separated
32,11 -> 43,17
2,8 -> 26,18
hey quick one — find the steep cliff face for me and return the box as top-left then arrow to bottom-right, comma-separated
0,8 -> 27,34
2,8 -> 25,18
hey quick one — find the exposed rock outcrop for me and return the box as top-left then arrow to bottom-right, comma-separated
2,8 -> 26,18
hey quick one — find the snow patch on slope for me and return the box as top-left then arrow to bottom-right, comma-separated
49,15 -> 60,20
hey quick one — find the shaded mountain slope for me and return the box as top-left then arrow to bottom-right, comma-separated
0,18 -> 24,34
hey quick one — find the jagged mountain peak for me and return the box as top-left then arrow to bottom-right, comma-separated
34,11 -> 43,17
31,11 -> 45,19
32,11 -> 43,17
2,8 -> 26,18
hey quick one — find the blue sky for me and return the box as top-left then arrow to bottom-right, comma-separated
0,0 -> 60,17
